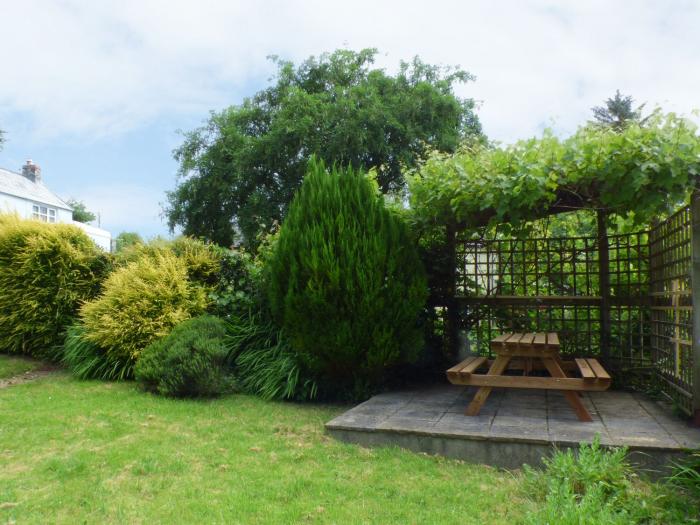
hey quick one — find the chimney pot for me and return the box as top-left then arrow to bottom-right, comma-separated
21,160 -> 42,183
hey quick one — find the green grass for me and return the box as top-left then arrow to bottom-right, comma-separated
1,369 -> 696,524
0,374 -> 526,524
0,354 -> 41,379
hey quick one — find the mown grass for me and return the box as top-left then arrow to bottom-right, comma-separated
1,359 -> 697,524
0,373 -> 526,524
0,355 -> 40,379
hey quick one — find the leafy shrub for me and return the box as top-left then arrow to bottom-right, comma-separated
115,236 -> 222,286
267,159 -> 428,399
227,311 -> 317,401
62,324 -> 133,380
0,216 -> 110,358
80,250 -> 208,370
135,315 -> 232,397
522,437 -> 697,524
207,247 -> 262,318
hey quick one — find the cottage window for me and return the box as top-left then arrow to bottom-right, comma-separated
32,204 -> 57,223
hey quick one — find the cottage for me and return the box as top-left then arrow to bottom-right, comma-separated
0,160 -> 112,251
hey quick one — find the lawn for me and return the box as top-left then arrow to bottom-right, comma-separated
0,372 -> 527,524
0,355 -> 41,380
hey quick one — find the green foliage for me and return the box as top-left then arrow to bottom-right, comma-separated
135,315 -> 233,398
668,449 -> 700,497
208,247 -> 263,318
66,199 -> 97,223
115,235 -> 222,286
523,437 -> 697,524
268,159 -> 428,399
227,311 -> 317,401
591,90 -> 648,131
114,231 -> 143,252
62,324 -> 133,380
165,48 -> 482,247
408,112 -> 700,233
80,250 -> 208,368
0,216 -> 110,358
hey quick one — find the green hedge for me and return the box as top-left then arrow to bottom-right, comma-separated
80,250 -> 208,369
267,159 -> 428,399
0,216 -> 110,358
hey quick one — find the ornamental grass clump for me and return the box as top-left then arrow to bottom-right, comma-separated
135,315 -> 233,397
0,215 -> 110,358
267,158 -> 428,400
79,250 -> 208,372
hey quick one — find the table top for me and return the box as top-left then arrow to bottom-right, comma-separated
490,332 -> 560,356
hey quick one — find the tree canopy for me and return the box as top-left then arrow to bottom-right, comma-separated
590,90 -> 647,131
114,232 -> 143,252
67,199 -> 96,224
408,112 -> 700,233
165,48 -> 482,247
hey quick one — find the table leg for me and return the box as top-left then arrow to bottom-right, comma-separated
465,355 -> 511,416
541,357 -> 592,422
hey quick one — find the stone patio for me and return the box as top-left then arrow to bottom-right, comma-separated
326,384 -> 700,475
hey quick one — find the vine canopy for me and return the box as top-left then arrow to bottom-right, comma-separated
407,112 -> 700,232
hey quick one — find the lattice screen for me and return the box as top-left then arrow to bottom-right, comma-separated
649,206 -> 693,415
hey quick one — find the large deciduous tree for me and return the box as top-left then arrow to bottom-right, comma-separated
165,49 -> 482,247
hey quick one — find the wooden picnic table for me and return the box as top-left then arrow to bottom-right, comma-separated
446,332 -> 611,422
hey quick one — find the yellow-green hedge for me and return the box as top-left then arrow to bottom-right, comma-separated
79,250 -> 209,364
0,215 -> 110,358
115,236 -> 222,285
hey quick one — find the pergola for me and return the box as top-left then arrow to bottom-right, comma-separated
439,190 -> 699,424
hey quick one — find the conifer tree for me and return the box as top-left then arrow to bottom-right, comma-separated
268,158 -> 427,399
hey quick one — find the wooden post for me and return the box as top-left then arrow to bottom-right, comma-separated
597,209 -> 611,363
690,191 -> 700,425
446,222 -> 459,361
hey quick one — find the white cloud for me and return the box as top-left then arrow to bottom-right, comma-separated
0,0 -> 698,143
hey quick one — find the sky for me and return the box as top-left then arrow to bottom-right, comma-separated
0,0 -> 698,237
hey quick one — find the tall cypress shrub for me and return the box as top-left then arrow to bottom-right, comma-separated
268,158 -> 427,399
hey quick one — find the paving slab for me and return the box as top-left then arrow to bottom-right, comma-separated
326,384 -> 700,476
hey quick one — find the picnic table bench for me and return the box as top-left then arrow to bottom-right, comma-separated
446,332 -> 611,422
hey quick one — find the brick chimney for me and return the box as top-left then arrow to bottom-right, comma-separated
21,160 -> 42,183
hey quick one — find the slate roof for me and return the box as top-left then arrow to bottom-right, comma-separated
0,167 -> 72,210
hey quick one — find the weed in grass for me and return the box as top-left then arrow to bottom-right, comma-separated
522,436 -> 699,524
668,449 -> 700,498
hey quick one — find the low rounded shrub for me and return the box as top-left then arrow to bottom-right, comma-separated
80,250 -> 208,370
267,159 -> 428,399
0,216 -> 110,358
135,315 -> 233,397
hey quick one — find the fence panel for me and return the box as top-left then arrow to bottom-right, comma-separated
649,206 -> 693,415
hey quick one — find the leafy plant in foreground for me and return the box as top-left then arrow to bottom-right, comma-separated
522,437 -> 697,524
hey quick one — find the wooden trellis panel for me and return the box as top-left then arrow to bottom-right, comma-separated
455,230 -> 650,376
649,206 -> 693,415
